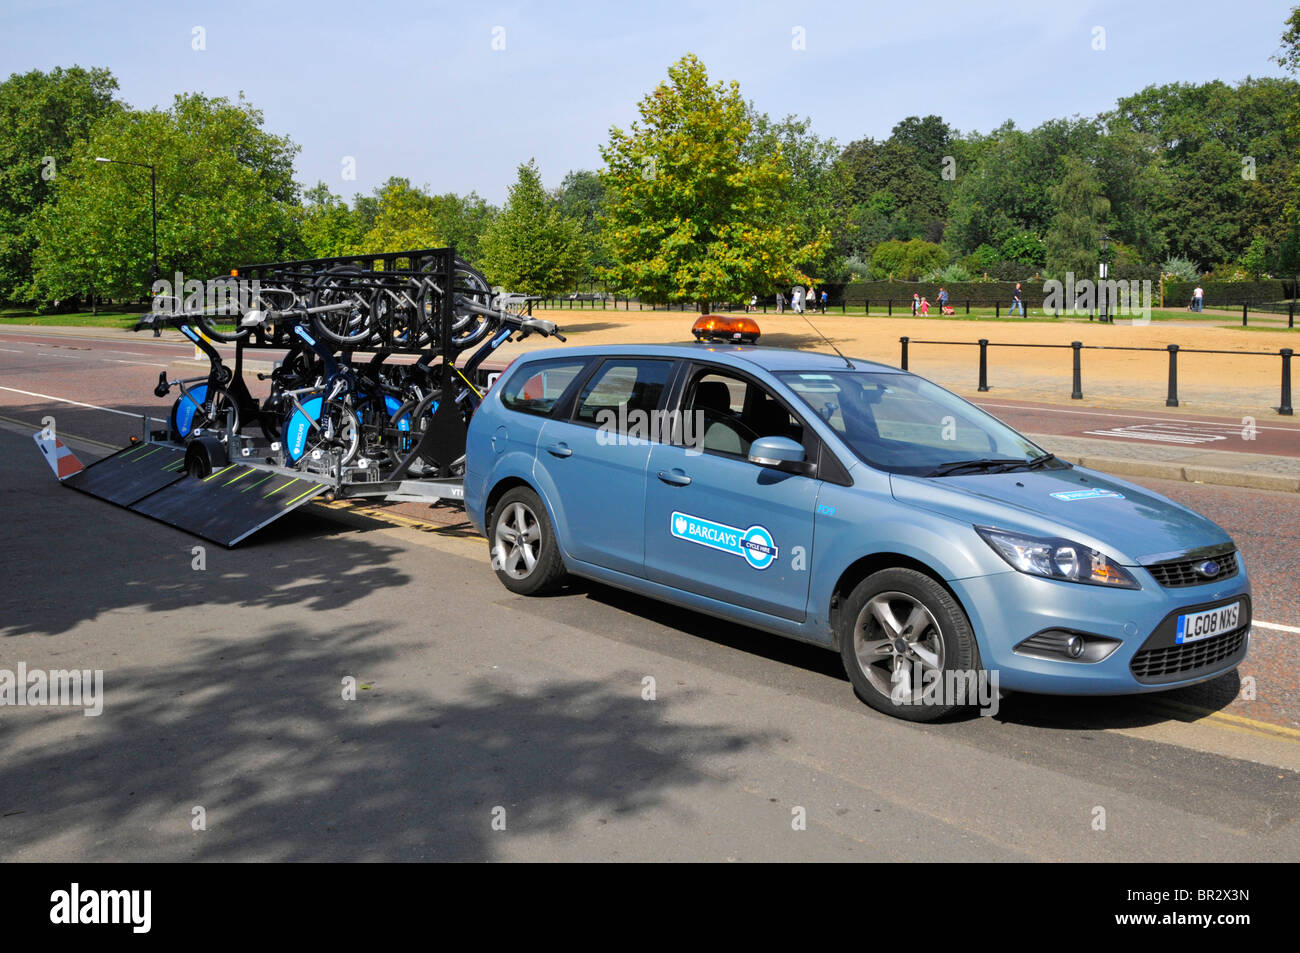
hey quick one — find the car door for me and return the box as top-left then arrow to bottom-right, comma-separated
642,364 -> 820,622
535,357 -> 677,576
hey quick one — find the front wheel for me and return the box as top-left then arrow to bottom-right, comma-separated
838,568 -> 983,722
489,487 -> 566,595
171,384 -> 240,439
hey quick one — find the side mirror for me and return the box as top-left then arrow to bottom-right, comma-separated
748,436 -> 813,475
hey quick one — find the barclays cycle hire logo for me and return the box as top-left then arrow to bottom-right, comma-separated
670,511 -> 778,570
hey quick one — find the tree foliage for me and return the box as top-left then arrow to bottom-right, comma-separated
32,93 -> 299,300
599,54 -> 826,309
478,160 -> 587,296
0,66 -> 121,301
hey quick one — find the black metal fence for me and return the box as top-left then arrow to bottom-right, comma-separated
898,337 -> 1294,415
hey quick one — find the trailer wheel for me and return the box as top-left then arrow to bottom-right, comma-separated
489,487 -> 566,595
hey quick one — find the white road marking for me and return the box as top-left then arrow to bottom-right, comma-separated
1083,428 -> 1228,445
108,359 -> 168,367
0,386 -> 140,418
977,401 -> 1300,433
1254,620 -> 1300,634
0,347 -> 22,353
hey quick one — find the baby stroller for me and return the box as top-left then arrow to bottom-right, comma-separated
941,304 -> 956,315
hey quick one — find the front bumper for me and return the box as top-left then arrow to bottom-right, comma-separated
949,567 -> 1252,695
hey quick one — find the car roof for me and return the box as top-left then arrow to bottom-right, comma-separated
519,342 -> 904,375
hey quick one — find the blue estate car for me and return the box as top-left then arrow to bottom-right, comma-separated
464,344 -> 1251,721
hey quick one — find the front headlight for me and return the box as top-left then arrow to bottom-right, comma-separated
975,526 -> 1140,589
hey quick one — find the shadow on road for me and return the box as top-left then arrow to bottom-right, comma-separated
0,623 -> 762,860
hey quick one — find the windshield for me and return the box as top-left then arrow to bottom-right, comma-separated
775,370 -> 1056,477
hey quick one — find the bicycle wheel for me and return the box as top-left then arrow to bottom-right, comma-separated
373,278 -> 429,350
171,384 -> 240,438
418,260 -> 496,351
309,267 -> 374,347
407,388 -> 469,475
283,397 -> 359,467
193,276 -> 254,343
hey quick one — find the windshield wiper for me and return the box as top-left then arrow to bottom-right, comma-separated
1024,452 -> 1062,470
927,458 -> 1031,477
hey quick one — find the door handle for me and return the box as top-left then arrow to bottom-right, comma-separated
657,468 -> 692,486
546,442 -> 572,458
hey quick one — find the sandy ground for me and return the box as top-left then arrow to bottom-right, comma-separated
511,310 -> 1300,421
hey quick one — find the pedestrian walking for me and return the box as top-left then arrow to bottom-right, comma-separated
920,296 -> 930,316
1193,285 -> 1204,312
819,290 -> 828,313
937,286 -> 948,313
776,291 -> 785,313
1010,282 -> 1024,316
912,292 -> 920,316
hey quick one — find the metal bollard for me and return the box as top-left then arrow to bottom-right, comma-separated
1243,303 -> 1248,327
865,299 -> 870,316
900,336 -> 909,371
1281,348 -> 1294,416
965,300 -> 970,315
1166,344 -> 1179,408
995,302 -> 1000,318
1289,299 -> 1295,328
888,299 -> 892,316
1071,341 -> 1083,400
978,339 -> 989,392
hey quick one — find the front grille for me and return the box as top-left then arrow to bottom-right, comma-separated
1146,551 -> 1238,588
1130,627 -> 1248,682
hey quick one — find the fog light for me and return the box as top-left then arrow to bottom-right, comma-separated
1066,635 -> 1086,658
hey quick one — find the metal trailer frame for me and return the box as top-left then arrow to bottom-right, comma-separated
60,247 -> 520,546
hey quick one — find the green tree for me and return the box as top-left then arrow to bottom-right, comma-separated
0,66 -> 122,302
745,112 -> 843,279
296,182 -> 364,259
1044,157 -> 1110,280
32,93 -> 299,301
478,160 -> 587,296
553,169 -> 609,269
350,178 -> 443,254
1239,235 -> 1269,278
869,239 -> 947,280
599,54 -> 824,311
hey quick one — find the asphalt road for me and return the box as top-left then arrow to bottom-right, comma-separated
974,398 -> 1300,459
1,326 -> 1298,861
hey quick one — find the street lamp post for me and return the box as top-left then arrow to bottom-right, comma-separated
95,157 -> 159,329
1099,232 -> 1111,324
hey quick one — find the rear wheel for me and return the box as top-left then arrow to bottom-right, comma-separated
287,398 -> 359,467
171,385 -> 240,438
838,568 -> 982,722
310,267 -> 374,347
489,487 -> 566,595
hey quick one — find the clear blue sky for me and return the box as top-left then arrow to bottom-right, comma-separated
1,0 -> 1293,204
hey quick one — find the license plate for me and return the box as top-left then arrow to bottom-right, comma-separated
1175,602 -> 1241,644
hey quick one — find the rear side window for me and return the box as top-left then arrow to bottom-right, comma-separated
573,359 -> 673,427
499,359 -> 587,417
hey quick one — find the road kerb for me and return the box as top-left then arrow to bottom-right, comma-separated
1061,454 -> 1300,494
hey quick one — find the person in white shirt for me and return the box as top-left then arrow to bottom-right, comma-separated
1193,285 -> 1204,312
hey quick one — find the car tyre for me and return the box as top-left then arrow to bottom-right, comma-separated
838,567 -> 983,722
489,487 -> 567,595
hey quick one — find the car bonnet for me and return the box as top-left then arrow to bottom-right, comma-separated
889,465 -> 1232,565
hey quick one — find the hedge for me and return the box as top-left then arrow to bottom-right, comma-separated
1163,279 -> 1297,307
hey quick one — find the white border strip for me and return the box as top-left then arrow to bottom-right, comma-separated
0,385 -> 139,418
